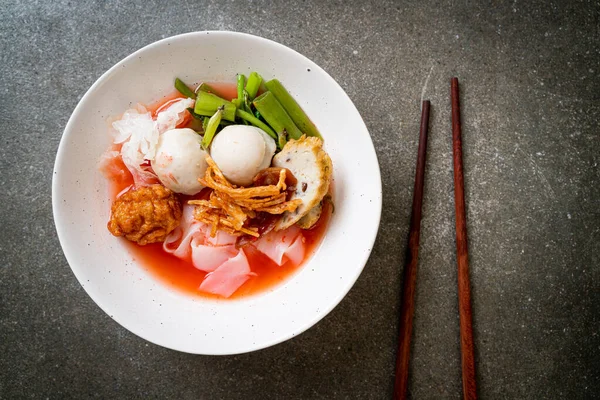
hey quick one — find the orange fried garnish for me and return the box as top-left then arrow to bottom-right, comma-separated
188,155 -> 302,237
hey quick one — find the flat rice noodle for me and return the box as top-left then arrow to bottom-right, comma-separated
163,204 -> 204,259
285,234 -> 306,265
191,241 -> 237,273
127,164 -> 160,187
202,225 -> 238,246
163,226 -> 200,260
255,226 -> 305,266
199,249 -> 255,297
165,204 -> 239,272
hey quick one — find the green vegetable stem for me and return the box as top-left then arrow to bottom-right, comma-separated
186,108 -> 204,120
196,82 -> 217,94
233,74 -> 246,108
174,78 -> 197,99
264,79 -> 322,139
243,90 -> 253,113
201,106 -> 223,149
245,72 -> 263,100
194,91 -> 236,121
235,109 -> 277,140
253,91 -> 302,140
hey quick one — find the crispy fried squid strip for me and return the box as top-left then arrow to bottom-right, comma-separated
190,155 -> 301,237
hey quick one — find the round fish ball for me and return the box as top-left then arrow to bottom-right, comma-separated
151,128 -> 208,195
210,125 -> 276,186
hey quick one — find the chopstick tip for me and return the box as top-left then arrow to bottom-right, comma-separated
420,100 -> 431,111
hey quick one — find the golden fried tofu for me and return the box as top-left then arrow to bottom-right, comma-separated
107,185 -> 182,245
272,135 -> 332,230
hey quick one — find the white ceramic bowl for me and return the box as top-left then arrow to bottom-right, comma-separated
52,31 -> 381,355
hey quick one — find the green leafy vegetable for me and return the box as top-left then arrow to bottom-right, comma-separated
186,107 -> 204,120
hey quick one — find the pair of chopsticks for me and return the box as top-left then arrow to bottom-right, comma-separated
393,78 -> 477,400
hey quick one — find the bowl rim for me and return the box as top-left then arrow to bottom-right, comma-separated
52,30 -> 382,354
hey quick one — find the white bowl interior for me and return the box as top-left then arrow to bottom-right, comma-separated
53,31 -> 381,354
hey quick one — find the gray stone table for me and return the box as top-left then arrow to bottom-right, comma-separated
1,1 -> 598,398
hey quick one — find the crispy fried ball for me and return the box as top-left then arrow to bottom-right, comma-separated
107,185 -> 182,245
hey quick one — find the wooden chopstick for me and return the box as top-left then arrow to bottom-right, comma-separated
451,77 -> 477,400
393,100 -> 430,400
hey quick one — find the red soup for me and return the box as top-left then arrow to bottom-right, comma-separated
107,84 -> 332,299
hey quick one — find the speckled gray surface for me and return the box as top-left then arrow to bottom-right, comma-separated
1,0 -> 599,398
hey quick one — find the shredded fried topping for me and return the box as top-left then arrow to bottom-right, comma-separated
189,155 -> 302,237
